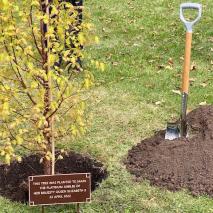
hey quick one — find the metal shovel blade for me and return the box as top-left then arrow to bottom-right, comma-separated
165,122 -> 180,140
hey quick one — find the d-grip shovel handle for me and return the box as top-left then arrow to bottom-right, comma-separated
180,3 -> 202,94
180,3 -> 202,32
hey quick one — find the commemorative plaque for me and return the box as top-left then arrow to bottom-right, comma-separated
29,173 -> 91,206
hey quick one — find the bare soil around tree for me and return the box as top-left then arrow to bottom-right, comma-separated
0,151 -> 108,203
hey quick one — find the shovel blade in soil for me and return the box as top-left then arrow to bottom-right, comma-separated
165,122 -> 180,140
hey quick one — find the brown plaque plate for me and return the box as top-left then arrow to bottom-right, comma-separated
29,173 -> 91,206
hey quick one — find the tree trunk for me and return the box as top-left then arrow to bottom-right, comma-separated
41,0 -> 54,176
44,157 -> 52,175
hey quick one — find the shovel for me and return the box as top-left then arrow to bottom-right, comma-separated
165,3 -> 202,140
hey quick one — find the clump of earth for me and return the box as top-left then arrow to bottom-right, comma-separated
125,106 -> 213,196
0,151 -> 108,203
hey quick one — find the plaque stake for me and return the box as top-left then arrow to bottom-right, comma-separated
76,203 -> 80,213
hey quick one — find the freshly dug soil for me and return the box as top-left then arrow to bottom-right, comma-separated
125,106 -> 213,196
0,151 -> 108,203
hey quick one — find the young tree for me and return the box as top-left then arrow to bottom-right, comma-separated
0,0 -> 103,175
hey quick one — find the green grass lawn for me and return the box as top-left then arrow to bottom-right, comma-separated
1,0 -> 213,212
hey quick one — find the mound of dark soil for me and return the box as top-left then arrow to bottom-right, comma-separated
125,106 -> 213,196
0,151 -> 108,203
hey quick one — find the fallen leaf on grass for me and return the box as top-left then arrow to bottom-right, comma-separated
133,43 -> 140,47
107,53 -> 112,60
199,101 -> 207,106
189,78 -> 196,82
155,101 -> 162,105
154,100 -> 165,106
208,37 -> 213,42
166,66 -> 173,70
191,62 -> 196,71
174,73 -> 181,77
112,62 -> 119,66
128,19 -> 136,24
172,90 -> 181,95
200,83 -> 208,87
149,60 -> 155,63
145,83 -> 155,89
168,58 -> 174,66
197,47 -> 204,50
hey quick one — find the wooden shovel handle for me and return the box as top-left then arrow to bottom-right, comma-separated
182,32 -> 192,94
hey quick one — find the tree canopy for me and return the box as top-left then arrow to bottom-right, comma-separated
0,0 -> 104,172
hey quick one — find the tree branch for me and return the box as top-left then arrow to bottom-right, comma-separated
10,38 -> 37,105
29,6 -> 43,56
